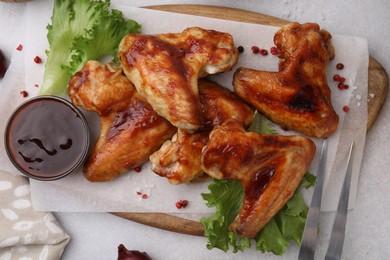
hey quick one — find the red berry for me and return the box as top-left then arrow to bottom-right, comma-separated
333,74 -> 341,82
339,76 -> 346,83
176,200 -> 189,209
251,46 -> 260,54
259,49 -> 268,55
16,44 -> 23,51
343,106 -> 350,113
338,83 -> 345,90
20,91 -> 28,98
0,49 -> 7,78
270,46 -> 278,55
34,56 -> 42,64
181,200 -> 188,208
336,63 -> 344,70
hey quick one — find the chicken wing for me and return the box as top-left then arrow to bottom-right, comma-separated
118,27 -> 239,131
68,61 -> 176,182
233,22 -> 338,138
201,119 -> 315,238
149,79 -> 254,184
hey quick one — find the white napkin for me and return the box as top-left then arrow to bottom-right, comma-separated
0,170 -> 70,260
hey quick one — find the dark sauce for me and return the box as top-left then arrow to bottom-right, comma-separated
5,96 -> 89,180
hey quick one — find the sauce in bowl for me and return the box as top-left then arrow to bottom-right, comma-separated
5,96 -> 90,180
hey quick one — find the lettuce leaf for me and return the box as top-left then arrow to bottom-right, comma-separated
39,0 -> 141,96
201,113 -> 316,255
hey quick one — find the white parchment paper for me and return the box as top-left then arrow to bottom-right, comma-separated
0,3 -> 368,213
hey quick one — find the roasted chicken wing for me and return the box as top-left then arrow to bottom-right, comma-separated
149,79 -> 254,184
233,22 -> 338,138
118,27 -> 239,131
201,119 -> 315,238
68,61 -> 176,182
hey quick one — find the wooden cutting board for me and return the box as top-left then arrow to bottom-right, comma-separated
112,4 -> 389,237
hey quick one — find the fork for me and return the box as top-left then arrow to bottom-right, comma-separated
298,141 -> 354,260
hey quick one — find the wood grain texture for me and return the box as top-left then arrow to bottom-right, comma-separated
110,4 -> 389,236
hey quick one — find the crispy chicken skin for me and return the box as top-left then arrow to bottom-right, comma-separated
149,79 -> 254,184
118,27 -> 239,131
233,22 -> 338,138
201,119 -> 315,238
68,61 -> 176,182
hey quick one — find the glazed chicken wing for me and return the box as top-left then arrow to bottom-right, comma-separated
118,27 -> 239,131
149,79 -> 254,184
233,22 -> 339,138
201,119 -> 315,238
68,61 -> 176,182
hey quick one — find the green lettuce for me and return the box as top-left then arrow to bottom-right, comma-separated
39,0 -> 141,96
201,113 -> 316,255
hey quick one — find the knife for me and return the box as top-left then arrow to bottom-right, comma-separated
298,138 -> 328,260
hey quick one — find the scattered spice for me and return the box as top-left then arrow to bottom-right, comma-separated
16,44 -> 23,51
176,199 -> 189,209
136,191 -> 142,195
270,46 -> 278,55
336,63 -> 344,70
34,84 -> 39,88
34,56 -> 42,64
141,194 -> 149,199
251,46 -> 260,54
134,166 -> 142,172
339,76 -> 346,83
237,46 -> 244,53
343,106 -> 350,113
20,91 -> 28,98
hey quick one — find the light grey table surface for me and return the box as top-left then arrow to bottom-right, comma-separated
1,0 -> 389,259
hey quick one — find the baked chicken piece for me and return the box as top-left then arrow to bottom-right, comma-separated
118,27 -> 239,131
201,119 -> 316,238
233,22 -> 339,138
68,60 -> 176,182
149,79 -> 254,184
